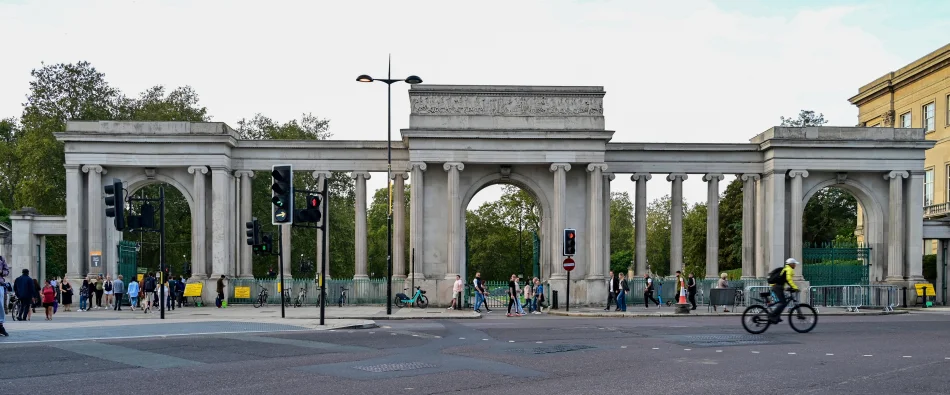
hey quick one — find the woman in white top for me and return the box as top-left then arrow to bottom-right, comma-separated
448,275 -> 463,310
715,272 -> 730,312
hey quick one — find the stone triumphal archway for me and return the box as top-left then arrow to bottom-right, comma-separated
8,84 -> 935,305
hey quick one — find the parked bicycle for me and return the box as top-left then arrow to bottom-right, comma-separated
7,294 -> 21,320
742,289 -> 817,334
293,287 -> 307,308
254,282 -> 269,308
281,287 -> 292,306
394,286 -> 429,309
338,287 -> 348,307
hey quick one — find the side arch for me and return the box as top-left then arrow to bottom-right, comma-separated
124,173 -> 196,215
800,176 -> 886,281
459,171 -> 554,281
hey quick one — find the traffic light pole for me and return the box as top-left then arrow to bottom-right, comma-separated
278,226 -> 285,319
159,187 -> 166,319
319,180 -> 329,326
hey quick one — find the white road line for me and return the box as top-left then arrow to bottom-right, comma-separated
716,350 -> 723,353
751,351 -> 760,354
536,341 -> 543,344
903,356 -> 912,358
509,340 -> 515,343
788,352 -> 796,355
621,346 -> 627,349
369,332 -> 375,334
826,353 -> 834,356
482,338 -> 489,341
684,349 -> 691,351
652,347 -> 659,350
863,355 -> 873,357
459,337 -> 465,340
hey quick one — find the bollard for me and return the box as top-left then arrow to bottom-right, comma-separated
902,287 -> 908,308
552,290 -> 559,310
457,291 -> 462,310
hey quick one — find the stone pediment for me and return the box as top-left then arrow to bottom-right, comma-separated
408,85 -> 606,131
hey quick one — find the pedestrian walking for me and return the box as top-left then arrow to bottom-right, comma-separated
687,273 -> 698,310
94,274 -> 104,309
533,277 -> 544,314
13,270 -> 34,321
616,273 -> 628,312
448,275 -> 463,310
522,277 -> 534,313
41,279 -> 56,320
714,272 -> 730,312
643,273 -> 660,309
61,279 -> 73,311
127,279 -> 140,311
0,256 -> 10,336
506,274 -> 525,317
216,275 -> 226,308
103,275 -> 114,309
472,272 -> 491,313
143,273 -> 156,314
604,271 -> 617,311
113,275 -> 125,311
79,279 -> 90,311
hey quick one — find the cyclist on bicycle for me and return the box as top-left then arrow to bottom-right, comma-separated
768,258 -> 800,323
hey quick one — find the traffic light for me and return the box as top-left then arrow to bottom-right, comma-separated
245,217 -> 261,246
140,202 -> 155,229
260,234 -> 273,254
103,178 -> 126,231
271,165 -> 293,225
295,194 -> 322,223
563,228 -> 576,256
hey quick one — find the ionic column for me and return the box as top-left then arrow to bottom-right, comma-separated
885,171 -> 908,282
667,173 -> 687,274
905,171 -> 925,282
235,170 -> 254,278
313,171 -> 332,279
586,163 -> 607,280
444,162 -> 464,279
754,176 -> 766,278
82,165 -> 106,275
631,173 -> 651,275
188,166 -> 209,279
740,174 -> 760,279
704,173 -> 724,279
65,164 -> 84,279
210,167 -> 231,278
765,171 -> 787,270
409,163 -> 427,280
353,171 -> 371,279
550,163 -> 571,279
789,170 -> 809,280
392,172 -> 409,281
603,173 -> 615,277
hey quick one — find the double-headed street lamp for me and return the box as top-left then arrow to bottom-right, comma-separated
357,58 -> 422,315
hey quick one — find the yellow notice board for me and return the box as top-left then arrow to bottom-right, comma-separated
234,286 -> 251,299
183,282 -> 203,297
137,274 -> 144,283
915,283 -> 935,296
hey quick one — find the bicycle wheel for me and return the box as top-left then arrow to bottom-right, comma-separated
741,305 -> 771,334
788,304 -> 818,333
254,294 -> 264,308
394,297 -> 407,308
416,295 -> 429,309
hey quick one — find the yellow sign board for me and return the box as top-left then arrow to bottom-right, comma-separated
915,283 -> 935,296
277,282 -> 282,293
137,274 -> 144,283
183,282 -> 203,297
234,286 -> 251,299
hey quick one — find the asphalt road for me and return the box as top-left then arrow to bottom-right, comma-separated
2,311 -> 950,395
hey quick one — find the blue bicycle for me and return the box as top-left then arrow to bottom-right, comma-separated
394,286 -> 429,309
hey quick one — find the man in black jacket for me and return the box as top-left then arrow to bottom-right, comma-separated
605,271 -> 618,311
687,273 -> 698,310
13,269 -> 35,321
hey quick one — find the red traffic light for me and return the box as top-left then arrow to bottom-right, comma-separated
307,195 -> 321,209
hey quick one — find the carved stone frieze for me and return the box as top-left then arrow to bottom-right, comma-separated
410,95 -> 604,116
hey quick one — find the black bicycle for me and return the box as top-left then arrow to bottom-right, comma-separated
338,287 -> 348,307
742,289 -> 817,334
293,287 -> 307,308
254,282 -> 268,308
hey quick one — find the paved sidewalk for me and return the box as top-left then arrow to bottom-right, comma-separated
546,306 -> 909,318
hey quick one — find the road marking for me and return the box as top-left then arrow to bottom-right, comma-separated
536,341 -> 543,344
863,355 -> 873,357
903,356 -> 912,358
391,333 -> 397,336
715,350 -> 722,353
621,346 -> 627,349
482,339 -> 489,341
652,347 -> 659,350
684,349 -> 691,351
369,332 -> 375,334
509,340 -> 515,343
434,336 -> 441,339
459,337 -> 466,340
751,351 -> 760,354
54,343 -> 202,369
412,334 -> 419,337
788,352 -> 796,355
329,330 -> 336,332
826,353 -> 834,356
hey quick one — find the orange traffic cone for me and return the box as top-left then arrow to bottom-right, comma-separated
678,289 -> 687,304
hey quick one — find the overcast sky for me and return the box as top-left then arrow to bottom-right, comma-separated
1,0 -> 948,210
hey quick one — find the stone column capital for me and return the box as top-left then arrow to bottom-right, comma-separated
788,170 -> 809,179
549,163 -> 572,172
605,173 -> 616,181
188,166 -> 209,175
82,165 -> 105,174
409,162 -> 428,172
312,170 -> 332,178
885,170 -> 909,180
390,172 -> 410,180
443,162 -> 464,172
631,173 -> 652,182
703,173 -> 724,182
64,164 -> 81,171
586,163 -> 608,173
351,171 -> 371,180
666,173 -> 688,182
740,173 -> 761,182
234,170 -> 254,178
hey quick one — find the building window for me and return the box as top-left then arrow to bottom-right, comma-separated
924,102 -> 935,131
900,112 -> 912,128
925,168 -> 934,206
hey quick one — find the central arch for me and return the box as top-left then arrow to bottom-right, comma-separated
801,175 -> 886,282
459,170 -> 554,283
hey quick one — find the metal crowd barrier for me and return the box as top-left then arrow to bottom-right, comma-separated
808,285 -> 900,312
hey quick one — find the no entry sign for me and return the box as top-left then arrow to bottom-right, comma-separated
562,257 -> 576,272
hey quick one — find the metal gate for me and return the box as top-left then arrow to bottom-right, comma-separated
117,241 -> 139,283
802,242 -> 870,286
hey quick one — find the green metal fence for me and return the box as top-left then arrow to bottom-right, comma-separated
117,241 -> 138,283
802,242 -> 870,286
226,278 -> 389,306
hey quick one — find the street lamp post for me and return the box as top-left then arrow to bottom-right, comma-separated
357,56 -> 422,316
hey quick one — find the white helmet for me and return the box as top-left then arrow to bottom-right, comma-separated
785,258 -> 800,265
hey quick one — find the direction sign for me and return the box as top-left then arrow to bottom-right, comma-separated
562,257 -> 575,272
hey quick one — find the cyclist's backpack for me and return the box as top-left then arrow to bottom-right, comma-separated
767,267 -> 786,285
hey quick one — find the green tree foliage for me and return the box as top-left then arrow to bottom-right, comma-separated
645,195 -> 672,276
682,202 -> 706,279
802,187 -> 857,245
717,178 -> 743,271
0,118 -> 19,212
780,110 -> 828,127
609,192 -> 634,274
367,185 -> 410,278
465,185 -> 539,282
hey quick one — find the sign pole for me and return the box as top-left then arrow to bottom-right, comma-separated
566,270 -> 570,312
279,226 -> 285,319
319,179 -> 329,326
